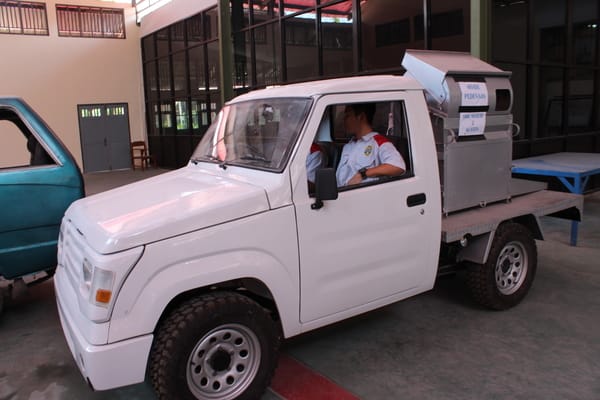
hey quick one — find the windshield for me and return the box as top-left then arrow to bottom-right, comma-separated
191,98 -> 312,171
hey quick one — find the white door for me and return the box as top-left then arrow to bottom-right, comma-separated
292,92 -> 441,323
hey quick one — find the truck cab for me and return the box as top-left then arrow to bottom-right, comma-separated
54,76 -> 442,399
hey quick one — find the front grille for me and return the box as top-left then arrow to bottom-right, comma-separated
60,219 -> 86,291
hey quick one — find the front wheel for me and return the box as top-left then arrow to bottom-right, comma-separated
149,292 -> 280,400
467,222 -> 537,310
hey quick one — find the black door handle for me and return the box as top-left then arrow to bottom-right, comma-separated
407,193 -> 426,207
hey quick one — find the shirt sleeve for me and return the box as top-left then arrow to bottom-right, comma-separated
378,142 -> 406,170
306,150 -> 324,183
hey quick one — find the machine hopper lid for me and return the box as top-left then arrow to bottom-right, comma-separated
402,49 -> 511,78
402,49 -> 512,106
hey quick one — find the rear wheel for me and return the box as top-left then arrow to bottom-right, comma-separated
149,292 -> 280,400
467,222 -> 537,310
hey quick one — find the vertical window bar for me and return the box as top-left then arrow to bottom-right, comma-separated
17,1 -> 24,34
352,0 -> 361,72
77,7 -> 83,36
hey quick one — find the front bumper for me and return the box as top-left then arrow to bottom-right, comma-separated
54,266 -> 153,390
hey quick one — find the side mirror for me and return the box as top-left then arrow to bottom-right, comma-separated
312,168 -> 338,210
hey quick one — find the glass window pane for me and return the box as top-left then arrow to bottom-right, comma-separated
160,100 -> 174,135
492,0 -> 528,62
171,21 -> 186,52
231,0 -> 250,29
495,62 -> 529,139
173,51 -> 188,96
252,0 -> 280,24
255,23 -> 282,86
361,0 -> 421,71
322,1 -> 353,77
175,99 -> 190,133
189,45 -> 206,96
147,102 -> 161,136
568,69 -> 596,131
572,0 -> 598,65
207,40 -> 221,90
285,11 -> 317,80
156,28 -> 170,57
158,57 -> 172,95
533,0 -> 566,63
537,67 -> 564,137
233,30 -> 250,89
206,7 -> 219,40
430,0 -> 470,52
144,62 -> 159,100
142,35 -> 155,60
191,98 -> 210,134
187,14 -> 204,45
283,0 -> 315,15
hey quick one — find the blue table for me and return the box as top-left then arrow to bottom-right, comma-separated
512,152 -> 600,246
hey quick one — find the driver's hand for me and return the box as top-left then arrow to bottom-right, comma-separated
347,173 -> 362,186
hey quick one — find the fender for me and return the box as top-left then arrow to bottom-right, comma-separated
457,214 -> 543,265
108,206 -> 301,343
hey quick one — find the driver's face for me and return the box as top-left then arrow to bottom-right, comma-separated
343,106 -> 360,136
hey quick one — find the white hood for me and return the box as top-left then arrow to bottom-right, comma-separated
66,168 -> 270,254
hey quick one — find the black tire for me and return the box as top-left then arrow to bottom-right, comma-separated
149,292 -> 280,400
467,222 -> 537,310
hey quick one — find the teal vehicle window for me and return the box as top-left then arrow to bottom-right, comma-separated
0,109 -> 54,168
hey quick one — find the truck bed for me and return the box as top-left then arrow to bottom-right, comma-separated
441,190 -> 583,243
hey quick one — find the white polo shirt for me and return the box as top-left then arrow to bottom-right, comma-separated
336,132 -> 405,187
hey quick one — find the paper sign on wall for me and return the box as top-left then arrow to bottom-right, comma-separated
459,112 -> 486,136
459,82 -> 488,106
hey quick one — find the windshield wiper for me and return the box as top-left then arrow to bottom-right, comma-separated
191,154 -> 229,170
191,154 -> 219,165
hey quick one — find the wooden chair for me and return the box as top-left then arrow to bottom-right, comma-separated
131,141 -> 155,171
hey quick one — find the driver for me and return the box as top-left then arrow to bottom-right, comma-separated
336,103 -> 405,186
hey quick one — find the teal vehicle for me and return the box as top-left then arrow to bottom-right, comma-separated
0,98 -> 84,311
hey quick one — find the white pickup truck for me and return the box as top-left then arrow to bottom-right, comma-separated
55,51 -> 582,400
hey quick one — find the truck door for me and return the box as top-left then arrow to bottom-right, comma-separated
0,106 -> 82,279
292,92 -> 441,324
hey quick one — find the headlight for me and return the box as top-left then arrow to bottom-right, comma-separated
81,259 -> 115,308
72,245 -> 143,323
90,267 -> 115,307
82,258 -> 93,288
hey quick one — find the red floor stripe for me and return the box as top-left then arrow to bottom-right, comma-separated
270,354 -> 360,400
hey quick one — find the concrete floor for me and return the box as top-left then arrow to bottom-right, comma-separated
0,169 -> 599,400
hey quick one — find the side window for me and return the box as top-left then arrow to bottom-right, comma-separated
306,100 -> 413,193
0,109 -> 54,169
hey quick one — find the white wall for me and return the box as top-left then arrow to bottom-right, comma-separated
0,0 -> 145,170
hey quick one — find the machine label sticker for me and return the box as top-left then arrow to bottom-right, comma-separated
459,82 -> 488,106
459,112 -> 486,136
